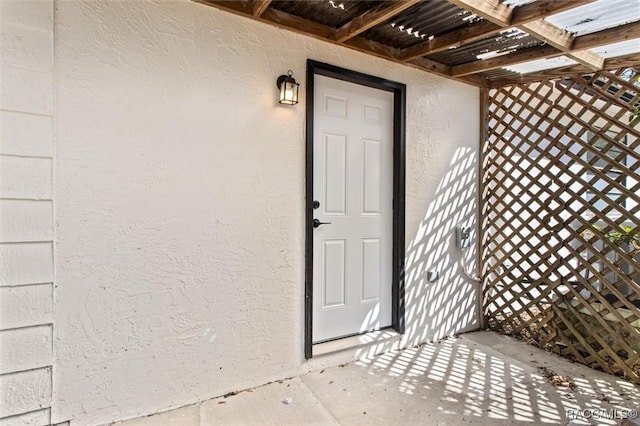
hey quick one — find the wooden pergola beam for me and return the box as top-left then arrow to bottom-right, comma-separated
572,20 -> 640,51
196,1 -> 338,39
193,0 -> 638,85
261,7 -> 339,40
499,55 -> 639,88
252,0 -> 271,17
451,44 -> 560,77
511,0 -> 595,25
488,52 -> 640,87
345,36 -> 488,86
447,0 -> 513,27
520,20 -> 573,50
485,25 -> 640,87
519,20 -> 604,70
400,0 -> 592,61
334,0 -> 420,43
450,0 -> 605,71
195,0 -> 487,87
400,20 -> 501,60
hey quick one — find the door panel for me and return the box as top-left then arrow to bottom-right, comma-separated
362,139 -> 382,214
312,74 -> 393,343
323,133 -> 347,215
361,238 -> 381,302
322,239 -> 346,308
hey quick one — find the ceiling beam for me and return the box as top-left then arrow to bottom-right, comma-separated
195,0 -> 488,87
193,0 -> 638,86
572,20 -> 640,51
511,0 -> 595,25
342,36 -> 488,86
450,0 -> 605,71
399,0 -> 592,61
260,7 -> 339,40
195,0 -> 247,12
334,0 -> 420,43
252,0 -> 272,17
451,44 -> 560,76
447,0 -> 512,27
520,20 -> 573,50
195,1 -> 337,40
519,20 -> 604,69
343,37 -> 453,76
466,21 -> 640,81
343,36 -> 406,61
400,20 -> 501,60
482,25 -> 640,84
488,52 -> 640,87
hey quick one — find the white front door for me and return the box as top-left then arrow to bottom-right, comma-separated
312,74 -> 394,343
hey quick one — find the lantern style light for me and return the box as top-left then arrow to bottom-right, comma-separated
276,70 -> 300,105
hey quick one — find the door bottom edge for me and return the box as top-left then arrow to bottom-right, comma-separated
312,327 -> 400,357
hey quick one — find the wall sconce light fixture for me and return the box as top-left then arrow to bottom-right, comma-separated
276,70 -> 300,105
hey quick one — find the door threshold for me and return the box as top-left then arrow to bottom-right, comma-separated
312,328 -> 401,357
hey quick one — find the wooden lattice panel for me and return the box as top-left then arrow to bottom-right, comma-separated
481,68 -> 640,381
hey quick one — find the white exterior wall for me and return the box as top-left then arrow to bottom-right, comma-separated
3,0 -> 479,424
0,0 -> 55,424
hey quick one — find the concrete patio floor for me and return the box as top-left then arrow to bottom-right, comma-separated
114,331 -> 640,426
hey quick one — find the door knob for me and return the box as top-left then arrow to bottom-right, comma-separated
313,219 -> 331,228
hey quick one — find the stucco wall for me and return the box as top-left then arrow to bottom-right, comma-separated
52,1 -> 480,424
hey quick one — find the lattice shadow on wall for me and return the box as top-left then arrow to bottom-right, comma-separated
481,68 -> 640,382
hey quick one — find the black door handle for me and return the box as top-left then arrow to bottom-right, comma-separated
313,219 -> 332,228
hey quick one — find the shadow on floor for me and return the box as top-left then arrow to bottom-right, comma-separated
302,331 -> 640,425
116,331 -> 640,426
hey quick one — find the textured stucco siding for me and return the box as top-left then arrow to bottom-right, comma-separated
51,1 -> 480,424
0,0 -> 55,424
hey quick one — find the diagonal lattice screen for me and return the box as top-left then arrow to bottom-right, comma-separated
481,68 -> 640,381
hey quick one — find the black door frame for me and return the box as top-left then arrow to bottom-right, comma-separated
305,60 -> 406,359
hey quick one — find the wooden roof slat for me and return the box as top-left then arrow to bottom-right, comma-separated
334,0 -> 421,43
